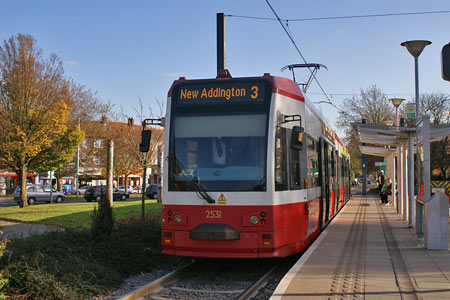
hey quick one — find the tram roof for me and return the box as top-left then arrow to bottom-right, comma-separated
167,74 -> 305,101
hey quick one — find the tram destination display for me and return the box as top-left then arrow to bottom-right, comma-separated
173,80 -> 268,106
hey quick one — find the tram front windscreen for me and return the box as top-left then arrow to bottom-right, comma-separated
168,79 -> 272,192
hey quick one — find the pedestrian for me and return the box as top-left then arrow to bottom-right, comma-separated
378,171 -> 385,195
380,178 -> 392,205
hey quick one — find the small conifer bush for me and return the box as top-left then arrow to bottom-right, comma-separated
90,191 -> 115,240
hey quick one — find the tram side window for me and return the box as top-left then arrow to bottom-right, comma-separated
275,127 -> 288,191
307,137 -> 319,188
331,149 -> 336,177
290,144 -> 301,190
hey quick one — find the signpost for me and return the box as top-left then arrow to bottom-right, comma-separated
406,103 -> 416,119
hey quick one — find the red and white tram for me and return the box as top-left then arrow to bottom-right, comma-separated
159,72 -> 350,258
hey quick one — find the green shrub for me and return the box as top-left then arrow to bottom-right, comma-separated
90,192 -> 115,240
1,217 -> 190,299
0,232 -> 8,300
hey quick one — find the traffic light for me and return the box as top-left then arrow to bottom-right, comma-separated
139,130 -> 151,152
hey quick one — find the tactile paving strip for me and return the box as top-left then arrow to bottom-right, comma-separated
329,197 -> 367,300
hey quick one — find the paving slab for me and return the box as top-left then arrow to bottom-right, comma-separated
270,193 -> 450,300
0,220 -> 63,239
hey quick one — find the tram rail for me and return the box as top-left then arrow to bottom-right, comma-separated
118,256 -> 298,300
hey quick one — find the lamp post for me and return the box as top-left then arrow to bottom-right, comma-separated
401,40 -> 430,228
401,40 -> 431,125
389,98 -> 405,126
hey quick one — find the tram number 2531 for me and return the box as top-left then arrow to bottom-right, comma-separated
206,210 -> 222,219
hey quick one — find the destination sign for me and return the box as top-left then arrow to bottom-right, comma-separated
324,124 -> 335,142
174,81 -> 267,105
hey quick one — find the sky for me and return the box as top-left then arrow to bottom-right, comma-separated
1,0 -> 449,137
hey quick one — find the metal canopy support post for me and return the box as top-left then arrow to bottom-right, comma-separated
408,134 -> 415,227
417,116 -> 431,236
422,117 -> 431,204
402,143 -> 408,220
362,119 -> 367,195
397,146 -> 403,214
391,152 -> 397,210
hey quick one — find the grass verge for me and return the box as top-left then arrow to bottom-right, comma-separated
1,216 -> 190,300
0,200 -> 161,229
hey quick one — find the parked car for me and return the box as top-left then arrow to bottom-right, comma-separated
133,186 -> 142,194
118,185 -> 135,194
84,186 -> 129,202
145,184 -> 158,199
14,184 -> 64,205
71,185 -> 90,195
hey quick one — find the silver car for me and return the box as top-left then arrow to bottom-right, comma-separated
14,184 -> 65,205
71,185 -> 89,195
118,185 -> 135,194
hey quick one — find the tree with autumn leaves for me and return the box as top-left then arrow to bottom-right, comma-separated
0,34 -> 84,207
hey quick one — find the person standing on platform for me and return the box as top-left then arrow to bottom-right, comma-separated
380,178 -> 392,205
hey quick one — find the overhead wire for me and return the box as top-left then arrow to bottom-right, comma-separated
264,0 -> 342,112
228,8 -> 450,104
308,92 -> 449,97
226,10 -> 450,22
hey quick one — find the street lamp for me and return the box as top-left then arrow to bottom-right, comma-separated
389,98 -> 405,126
401,40 -> 431,228
401,40 -> 431,125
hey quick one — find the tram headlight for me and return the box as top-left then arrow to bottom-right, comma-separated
173,214 -> 182,223
249,215 -> 259,225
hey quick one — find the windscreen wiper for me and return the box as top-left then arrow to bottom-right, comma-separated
168,155 -> 215,204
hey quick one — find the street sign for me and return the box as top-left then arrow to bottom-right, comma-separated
406,103 -> 415,119
375,162 -> 385,166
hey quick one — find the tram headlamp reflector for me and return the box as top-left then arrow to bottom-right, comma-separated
173,214 -> 182,223
249,215 -> 259,224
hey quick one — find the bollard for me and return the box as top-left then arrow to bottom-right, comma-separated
425,192 -> 449,249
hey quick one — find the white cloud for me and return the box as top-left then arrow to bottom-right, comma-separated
65,61 -> 80,66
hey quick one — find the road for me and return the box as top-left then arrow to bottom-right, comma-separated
0,194 -> 149,207
0,196 -> 16,207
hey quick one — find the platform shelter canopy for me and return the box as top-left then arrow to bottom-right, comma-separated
351,123 -> 415,157
352,122 -> 450,157
418,123 -> 450,143
359,145 -> 397,157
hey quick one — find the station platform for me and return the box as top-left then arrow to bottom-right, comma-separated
271,192 -> 450,300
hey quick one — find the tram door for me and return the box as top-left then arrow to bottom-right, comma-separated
326,142 -> 335,222
336,154 -> 341,210
329,148 -> 337,218
320,140 -> 330,228
334,150 -> 340,214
